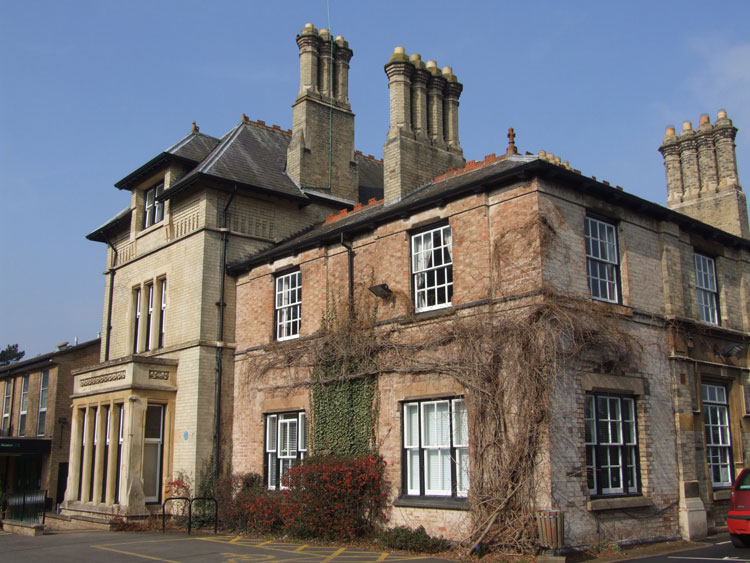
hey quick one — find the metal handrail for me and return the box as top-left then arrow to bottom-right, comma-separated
161,496 -> 218,535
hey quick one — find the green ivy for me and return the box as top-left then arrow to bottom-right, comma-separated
312,365 -> 376,456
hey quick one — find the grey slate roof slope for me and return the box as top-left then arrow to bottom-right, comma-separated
0,338 -> 100,376
86,206 -> 132,242
115,131 -> 220,190
228,151 -> 750,276
164,121 -> 306,202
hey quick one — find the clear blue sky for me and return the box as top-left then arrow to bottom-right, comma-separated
1,0 -> 748,357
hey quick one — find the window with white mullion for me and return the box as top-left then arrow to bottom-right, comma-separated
265,412 -> 306,490
143,183 -> 164,229
1,381 -> 11,434
411,225 -> 453,312
702,383 -> 732,487
19,375 -> 29,436
37,370 -> 48,436
403,398 -> 467,498
133,287 -> 141,354
145,284 -> 154,352
158,279 -> 167,348
275,271 -> 301,341
586,393 -> 639,496
695,254 -> 719,325
585,216 -> 619,303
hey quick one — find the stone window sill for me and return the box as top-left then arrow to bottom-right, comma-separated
713,489 -> 731,501
587,496 -> 653,511
394,496 -> 469,511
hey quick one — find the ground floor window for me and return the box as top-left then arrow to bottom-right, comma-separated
702,382 -> 732,488
265,411 -> 306,489
585,393 -> 639,496
402,398 -> 468,498
143,404 -> 164,503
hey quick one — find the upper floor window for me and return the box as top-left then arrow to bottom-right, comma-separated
133,287 -> 141,354
275,270 -> 301,341
133,277 -> 167,353
702,383 -> 732,488
1,381 -> 11,434
19,374 -> 29,436
158,279 -> 167,348
585,216 -> 620,303
265,411 -> 307,489
403,397 -> 468,498
585,393 -> 639,496
411,224 -> 453,312
145,283 -> 154,352
695,253 -> 719,325
143,183 -> 164,229
37,369 -> 48,436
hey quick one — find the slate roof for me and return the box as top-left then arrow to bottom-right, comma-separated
227,152 -> 750,276
0,338 -> 100,377
86,206 -> 132,242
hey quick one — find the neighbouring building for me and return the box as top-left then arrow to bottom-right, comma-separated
62,23 -> 382,520
226,38 -> 750,548
0,339 -> 99,509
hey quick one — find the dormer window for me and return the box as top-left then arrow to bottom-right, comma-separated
143,182 -> 164,229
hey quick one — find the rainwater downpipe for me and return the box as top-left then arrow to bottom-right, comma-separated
340,233 -> 355,318
214,186 -> 236,480
102,235 -> 118,362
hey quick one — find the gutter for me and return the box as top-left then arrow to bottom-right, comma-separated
102,235 -> 119,362
214,185 -> 236,480
340,233 -> 355,318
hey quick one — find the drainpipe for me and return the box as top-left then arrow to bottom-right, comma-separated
102,235 -> 118,362
340,233 -> 355,318
214,186 -> 236,481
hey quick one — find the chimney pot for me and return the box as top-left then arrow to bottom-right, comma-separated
699,114 -> 710,125
718,109 -> 728,120
682,120 -> 693,132
665,126 -> 676,137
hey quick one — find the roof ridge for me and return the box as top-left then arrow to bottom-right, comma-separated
324,198 -> 383,225
354,150 -> 383,163
198,123 -> 245,173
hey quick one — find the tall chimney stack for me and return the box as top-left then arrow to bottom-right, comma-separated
659,110 -> 748,238
383,47 -> 465,203
287,23 -> 358,202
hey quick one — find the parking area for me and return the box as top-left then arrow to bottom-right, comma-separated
0,531 -> 448,563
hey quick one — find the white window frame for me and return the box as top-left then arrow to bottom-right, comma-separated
702,383 -> 732,488
695,253 -> 719,325
158,278 -> 167,348
403,398 -> 468,498
145,283 -> 154,352
133,287 -> 141,353
143,404 -> 164,503
275,270 -> 302,341
19,375 -> 29,436
585,216 -> 620,303
585,394 -> 639,496
37,369 -> 48,436
411,224 -> 453,312
1,380 -> 11,434
265,411 -> 306,489
143,183 -> 164,229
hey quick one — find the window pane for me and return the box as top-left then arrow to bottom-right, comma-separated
143,442 -> 160,499
145,405 -> 163,439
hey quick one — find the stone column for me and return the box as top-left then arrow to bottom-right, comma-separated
105,402 -> 121,505
92,405 -> 107,503
442,68 -> 463,155
385,48 -> 414,139
122,397 -> 147,511
80,406 -> 95,503
410,55 -> 429,142
296,23 -> 320,98
334,36 -> 352,107
318,29 -> 333,98
661,127 -> 683,206
426,62 -> 446,149
679,122 -> 700,200
714,110 -> 739,189
696,115 -> 718,193
64,406 -> 84,502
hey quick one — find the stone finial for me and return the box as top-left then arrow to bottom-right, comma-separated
192,121 -> 199,133
242,113 -> 250,123
506,127 -> 518,155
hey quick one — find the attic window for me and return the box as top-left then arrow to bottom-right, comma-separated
143,182 -> 164,229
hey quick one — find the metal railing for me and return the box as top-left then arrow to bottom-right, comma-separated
6,490 -> 47,525
162,496 -> 218,535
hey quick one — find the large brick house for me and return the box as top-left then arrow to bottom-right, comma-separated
62,24 -> 382,519
226,36 -> 750,548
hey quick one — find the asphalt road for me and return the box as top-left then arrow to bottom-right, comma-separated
0,530 -> 452,563
618,537 -> 750,562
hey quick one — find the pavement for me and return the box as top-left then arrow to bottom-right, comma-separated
0,530 -> 454,563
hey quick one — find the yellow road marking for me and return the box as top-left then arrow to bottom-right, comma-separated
320,547 -> 346,563
229,536 -> 244,544
295,544 -> 309,552
93,544 -> 183,563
